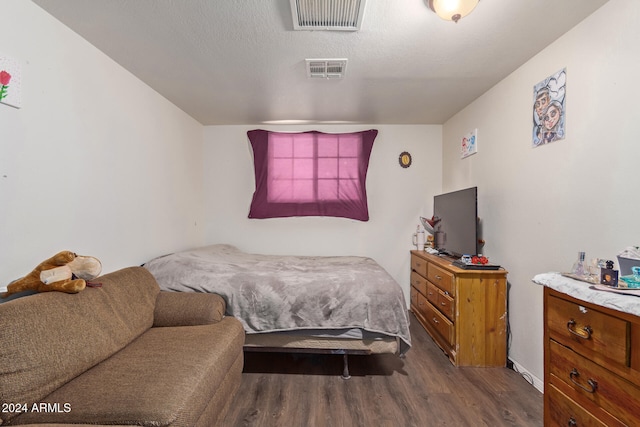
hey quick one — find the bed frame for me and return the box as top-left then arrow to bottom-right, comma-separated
243,333 -> 400,379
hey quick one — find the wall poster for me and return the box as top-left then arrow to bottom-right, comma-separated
533,68 -> 565,147
461,128 -> 477,159
0,54 -> 22,109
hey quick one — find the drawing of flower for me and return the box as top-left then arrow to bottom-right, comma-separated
0,70 -> 11,101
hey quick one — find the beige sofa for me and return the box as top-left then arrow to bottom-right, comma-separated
0,267 -> 244,426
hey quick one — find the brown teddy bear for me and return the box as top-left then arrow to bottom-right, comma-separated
2,251 -> 102,298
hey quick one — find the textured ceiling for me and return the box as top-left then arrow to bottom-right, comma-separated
32,0 -> 609,125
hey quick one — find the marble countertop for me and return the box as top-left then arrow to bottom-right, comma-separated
533,272 -> 640,317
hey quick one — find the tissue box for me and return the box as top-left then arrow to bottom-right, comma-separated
618,256 -> 640,276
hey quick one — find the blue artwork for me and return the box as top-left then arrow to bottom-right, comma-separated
461,128 -> 477,158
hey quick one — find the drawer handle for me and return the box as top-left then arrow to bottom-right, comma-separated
432,317 -> 439,324
440,302 -> 447,306
566,319 -> 593,340
435,275 -> 442,280
568,417 -> 577,427
569,368 -> 598,393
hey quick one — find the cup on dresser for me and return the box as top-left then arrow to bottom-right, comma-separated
413,230 -> 426,251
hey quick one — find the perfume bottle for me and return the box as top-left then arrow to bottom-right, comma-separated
601,260 -> 619,286
572,251 -> 586,276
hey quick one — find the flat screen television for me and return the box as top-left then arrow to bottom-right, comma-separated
433,186 -> 478,257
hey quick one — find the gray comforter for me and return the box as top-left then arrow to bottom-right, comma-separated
144,244 -> 411,354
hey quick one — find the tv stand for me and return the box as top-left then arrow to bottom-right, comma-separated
410,250 -> 507,367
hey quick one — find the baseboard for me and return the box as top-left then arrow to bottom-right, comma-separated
508,358 -> 544,393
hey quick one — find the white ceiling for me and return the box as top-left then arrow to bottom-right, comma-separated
32,0 -> 609,125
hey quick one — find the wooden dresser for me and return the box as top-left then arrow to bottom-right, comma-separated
544,287 -> 640,426
410,250 -> 507,367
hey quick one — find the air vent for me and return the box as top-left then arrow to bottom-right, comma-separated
291,0 -> 367,31
306,59 -> 348,79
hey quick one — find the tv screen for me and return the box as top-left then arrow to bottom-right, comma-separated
433,186 -> 478,257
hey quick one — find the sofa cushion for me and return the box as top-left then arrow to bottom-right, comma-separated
0,267 -> 159,424
12,317 -> 245,426
153,291 -> 226,327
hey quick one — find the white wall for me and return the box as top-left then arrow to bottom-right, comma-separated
441,0 -> 639,390
0,1 -> 204,291
202,125 -> 442,298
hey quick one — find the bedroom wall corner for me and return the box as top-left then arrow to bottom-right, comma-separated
202,124 -> 442,302
0,0 -> 205,291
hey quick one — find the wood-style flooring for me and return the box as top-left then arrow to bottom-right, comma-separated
221,313 -> 543,426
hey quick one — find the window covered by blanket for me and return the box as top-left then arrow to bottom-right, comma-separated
247,129 -> 377,221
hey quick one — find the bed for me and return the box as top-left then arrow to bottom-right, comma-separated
143,244 -> 411,378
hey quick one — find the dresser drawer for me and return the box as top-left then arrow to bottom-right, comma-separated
549,340 -> 640,426
547,384 -> 607,427
426,282 -> 439,305
410,286 -> 418,309
411,271 -> 428,296
547,295 -> 629,365
411,254 -> 428,277
437,291 -> 455,321
425,300 -> 454,346
415,292 -> 429,321
428,264 -> 455,296
426,282 -> 454,321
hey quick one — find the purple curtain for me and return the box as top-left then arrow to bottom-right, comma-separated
248,129 -> 377,221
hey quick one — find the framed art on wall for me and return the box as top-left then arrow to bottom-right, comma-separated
0,54 -> 22,109
533,68 -> 566,147
461,129 -> 477,158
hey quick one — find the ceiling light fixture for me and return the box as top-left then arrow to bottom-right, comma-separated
428,0 -> 479,23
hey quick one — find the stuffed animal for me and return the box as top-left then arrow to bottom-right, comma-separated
1,251 -> 102,298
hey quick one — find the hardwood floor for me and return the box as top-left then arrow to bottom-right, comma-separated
221,313 -> 542,426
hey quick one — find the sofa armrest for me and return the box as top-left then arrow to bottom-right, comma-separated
153,291 -> 226,327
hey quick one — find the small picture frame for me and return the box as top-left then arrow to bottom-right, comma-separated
399,151 -> 412,168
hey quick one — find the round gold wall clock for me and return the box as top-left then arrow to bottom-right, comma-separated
399,151 -> 412,168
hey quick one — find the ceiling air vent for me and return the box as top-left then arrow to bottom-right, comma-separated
291,0 -> 367,31
306,59 -> 348,79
